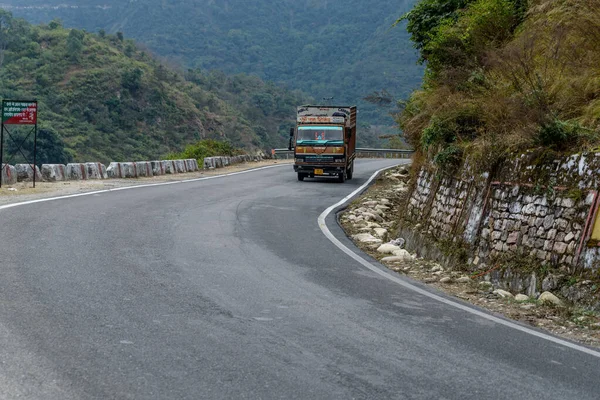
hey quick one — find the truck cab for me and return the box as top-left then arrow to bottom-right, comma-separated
290,105 -> 357,183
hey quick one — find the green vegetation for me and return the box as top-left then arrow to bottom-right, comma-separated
0,11 -> 308,163
3,0 -> 424,131
166,139 -> 240,165
398,0 -> 600,172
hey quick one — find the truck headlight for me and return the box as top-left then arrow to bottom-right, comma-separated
295,158 -> 303,163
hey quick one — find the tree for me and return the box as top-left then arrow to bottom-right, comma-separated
121,67 -> 144,93
5,127 -> 72,166
66,29 -> 84,63
398,0 -> 473,58
48,19 -> 62,30
0,10 -> 12,69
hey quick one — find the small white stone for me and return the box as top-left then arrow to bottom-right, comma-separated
520,304 -> 536,310
564,232 -> 574,242
391,249 -> 413,261
381,256 -> 406,263
493,289 -> 514,299
514,294 -> 530,302
373,228 -> 388,238
363,212 -> 383,222
440,277 -> 452,284
457,276 -> 471,283
538,291 -> 564,307
352,233 -> 382,244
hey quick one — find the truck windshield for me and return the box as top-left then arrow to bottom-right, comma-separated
297,126 -> 343,145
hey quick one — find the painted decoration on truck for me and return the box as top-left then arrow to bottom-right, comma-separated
297,106 -> 352,119
297,116 -> 345,123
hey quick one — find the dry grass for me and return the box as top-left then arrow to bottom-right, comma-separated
399,0 -> 600,169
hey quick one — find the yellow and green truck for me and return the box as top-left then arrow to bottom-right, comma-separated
289,105 -> 357,182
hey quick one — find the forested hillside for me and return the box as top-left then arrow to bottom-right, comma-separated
2,0 -> 423,126
399,0 -> 600,172
0,12 -> 308,163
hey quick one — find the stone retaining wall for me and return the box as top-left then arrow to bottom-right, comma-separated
405,151 -> 600,273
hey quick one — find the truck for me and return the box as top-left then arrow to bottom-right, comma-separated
288,105 -> 357,183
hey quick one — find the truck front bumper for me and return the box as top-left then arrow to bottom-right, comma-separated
293,164 -> 345,176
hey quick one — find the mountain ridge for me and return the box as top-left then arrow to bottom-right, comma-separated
2,0 -> 423,125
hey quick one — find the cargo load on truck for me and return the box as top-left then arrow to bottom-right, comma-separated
289,105 -> 357,183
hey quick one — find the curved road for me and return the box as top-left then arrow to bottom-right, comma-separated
1,159 -> 599,399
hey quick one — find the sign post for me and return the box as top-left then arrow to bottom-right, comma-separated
0,100 -> 38,188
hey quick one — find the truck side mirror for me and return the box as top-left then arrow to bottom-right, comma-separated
288,127 -> 294,151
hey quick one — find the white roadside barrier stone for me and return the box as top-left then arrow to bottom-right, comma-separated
85,162 -> 107,180
106,162 -> 123,178
41,164 -> 67,181
174,159 -> 187,173
135,161 -> 153,177
151,161 -> 166,176
66,163 -> 89,180
203,157 -> 215,169
164,160 -> 177,174
1,164 -> 17,185
120,162 -> 138,178
15,164 -> 43,182
185,159 -> 198,172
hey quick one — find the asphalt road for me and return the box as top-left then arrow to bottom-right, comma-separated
1,159 -> 600,399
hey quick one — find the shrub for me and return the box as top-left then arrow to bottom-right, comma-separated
166,139 -> 242,164
433,143 -> 463,170
399,0 -> 600,175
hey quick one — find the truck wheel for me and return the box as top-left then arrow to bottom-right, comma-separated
347,162 -> 354,180
338,172 -> 346,183
297,173 -> 305,181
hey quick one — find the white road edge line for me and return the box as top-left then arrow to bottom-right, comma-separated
0,164 -> 287,211
318,164 -> 600,359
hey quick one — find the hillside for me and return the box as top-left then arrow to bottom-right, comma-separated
399,0 -> 600,172
1,0 -> 424,126
0,12 -> 309,163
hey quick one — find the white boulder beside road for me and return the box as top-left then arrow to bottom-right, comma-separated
352,233 -> 382,244
377,243 -> 401,254
538,291 -> 564,307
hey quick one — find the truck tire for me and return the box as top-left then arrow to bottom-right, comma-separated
347,162 -> 354,180
297,173 -> 305,181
